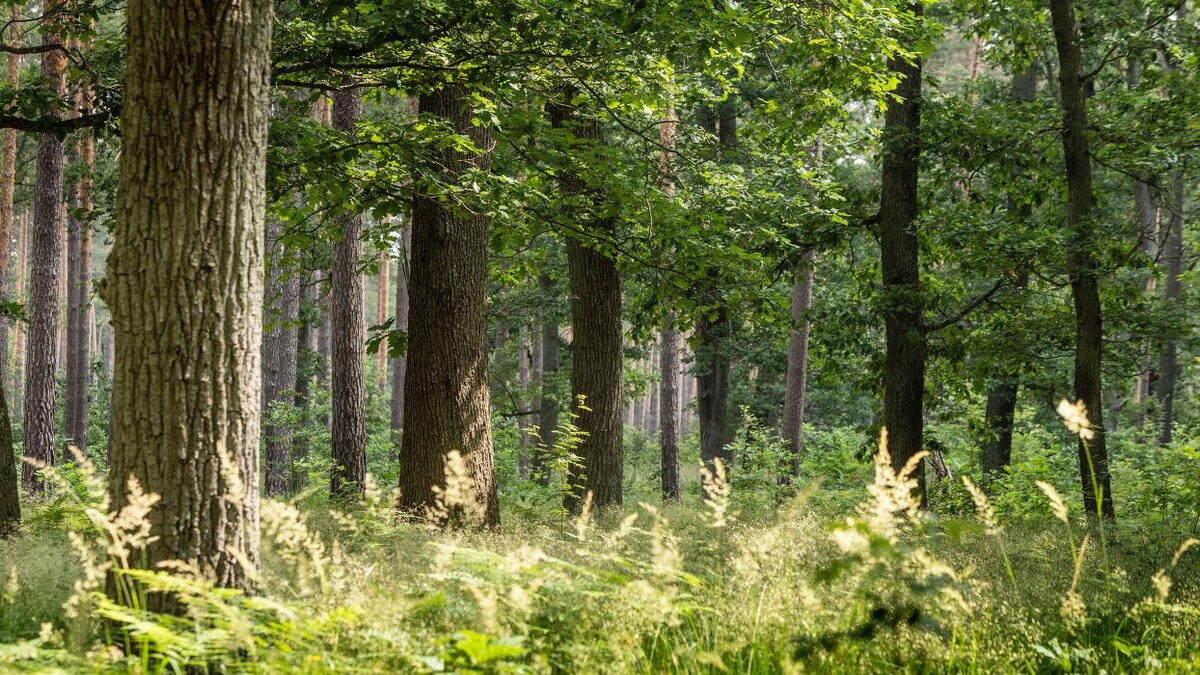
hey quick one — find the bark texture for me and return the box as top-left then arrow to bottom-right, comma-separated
534,274 -> 559,486
64,65 -> 94,455
397,83 -> 499,528
549,91 -> 624,513
1050,0 -> 1115,518
22,6 -> 66,492
262,217 -> 301,497
660,316 -> 680,501
389,226 -> 410,452
105,0 -> 271,607
879,12 -> 926,499
783,250 -> 815,475
329,87 -> 367,501
0,6 -> 17,392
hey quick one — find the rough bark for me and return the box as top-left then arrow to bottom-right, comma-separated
549,90 -> 624,513
397,83 -> 499,528
262,217 -> 301,497
64,59 -> 94,455
981,67 -> 1036,474
329,86 -> 367,502
1157,170 -> 1184,446
0,376 -> 15,535
783,249 -> 815,475
534,273 -> 559,486
879,10 -> 926,499
389,226 -> 410,453
22,6 -> 66,492
660,316 -> 680,501
1050,0 -> 1115,518
105,0 -> 271,608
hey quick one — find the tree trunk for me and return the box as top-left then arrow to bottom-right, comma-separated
262,217 -> 301,497
375,248 -> 389,387
879,8 -> 926,500
64,65 -> 94,456
517,325 -> 531,479
10,210 -> 25,417
647,343 -> 660,435
981,67 -> 1037,474
0,5 -> 17,400
397,83 -> 499,528
534,273 -> 559,486
660,316 -> 680,501
389,226 -> 410,454
549,91 -> 624,513
0,376 -> 15,535
291,271 -> 319,493
1050,0 -> 1115,518
105,0 -> 271,609
783,249 -> 815,475
329,86 -> 367,502
1127,59 -> 1158,430
22,6 -> 67,492
1157,170 -> 1184,447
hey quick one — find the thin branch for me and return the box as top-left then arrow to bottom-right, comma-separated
925,278 -> 1006,333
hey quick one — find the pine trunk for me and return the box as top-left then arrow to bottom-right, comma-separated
660,316 -> 680,501
879,9 -> 926,499
262,217 -> 301,497
534,275 -> 559,486
389,227 -> 410,454
783,249 -> 815,475
0,5 -> 17,394
1050,0 -> 1115,518
375,248 -> 389,387
549,91 -> 624,513
397,83 -> 499,528
22,7 -> 67,492
64,70 -> 94,455
329,87 -> 367,501
105,0 -> 271,609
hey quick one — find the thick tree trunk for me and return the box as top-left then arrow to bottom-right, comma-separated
397,83 -> 499,528
22,7 -> 67,492
879,10 -> 926,499
105,0 -> 271,609
534,273 -> 559,486
1157,170 -> 1184,446
64,70 -> 94,455
783,249 -> 815,475
389,227 -> 410,454
660,316 -> 680,501
262,217 -> 301,497
1050,0 -> 1115,519
981,67 -> 1037,474
549,91 -> 624,513
329,86 -> 367,502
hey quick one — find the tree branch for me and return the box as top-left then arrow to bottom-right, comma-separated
925,278 -> 1006,333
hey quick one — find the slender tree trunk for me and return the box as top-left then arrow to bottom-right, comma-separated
375,248 -> 389,387
783,249 -> 815,475
22,5 -> 67,492
0,375 -> 14,535
647,343 -> 660,435
1157,170 -> 1184,446
389,226 -> 410,454
397,83 -> 499,528
660,315 -> 680,501
879,8 -> 926,499
1050,0 -> 1115,518
104,0 -> 271,609
549,90 -> 624,513
534,273 -> 559,486
517,325 -> 531,479
329,86 -> 367,501
530,318 -> 543,474
1127,59 -> 1158,430
10,210 -> 24,416
64,57 -> 94,455
0,5 -> 17,393
262,217 -> 301,497
982,67 -> 1037,474
291,272 -> 319,493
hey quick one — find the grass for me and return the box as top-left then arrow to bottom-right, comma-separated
1,430 -> 1200,672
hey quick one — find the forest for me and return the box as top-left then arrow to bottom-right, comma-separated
0,0 -> 1198,672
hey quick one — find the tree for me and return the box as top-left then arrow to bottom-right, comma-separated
879,7 -> 926,498
262,216 -> 301,497
23,1 -> 67,490
64,51 -> 95,454
782,249 -> 815,475
389,226 -> 410,453
397,82 -> 499,528
1049,0 -> 1115,518
533,272 -> 559,486
104,0 -> 272,609
550,89 -> 624,513
329,86 -> 367,502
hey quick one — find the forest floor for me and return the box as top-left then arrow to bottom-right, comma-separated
3,444 -> 1200,674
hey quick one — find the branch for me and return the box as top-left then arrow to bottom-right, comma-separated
0,110 -> 109,134
925,278 -> 1006,333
